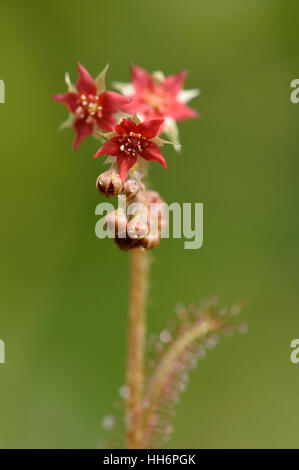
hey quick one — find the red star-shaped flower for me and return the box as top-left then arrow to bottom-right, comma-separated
114,65 -> 200,150
93,116 -> 170,182
52,63 -> 130,149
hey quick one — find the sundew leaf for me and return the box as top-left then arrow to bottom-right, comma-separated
141,296 -> 247,448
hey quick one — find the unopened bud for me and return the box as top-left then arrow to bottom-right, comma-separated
146,190 -> 163,205
146,191 -> 167,231
96,170 -> 123,198
140,231 -> 161,250
106,209 -> 127,237
114,234 -> 139,251
127,217 -> 148,239
123,179 -> 140,200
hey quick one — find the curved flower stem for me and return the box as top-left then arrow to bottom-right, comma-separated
126,248 -> 149,449
142,317 -> 220,447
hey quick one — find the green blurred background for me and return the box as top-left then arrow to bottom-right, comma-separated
0,0 -> 299,448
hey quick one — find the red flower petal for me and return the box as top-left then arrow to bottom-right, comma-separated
137,119 -> 164,139
161,70 -> 187,95
52,92 -> 78,112
115,119 -> 137,136
169,101 -> 198,121
117,155 -> 138,182
76,63 -> 97,95
130,64 -> 153,92
96,114 -> 116,132
99,91 -> 130,113
120,99 -> 136,114
142,142 -> 167,169
73,118 -> 94,149
93,137 -> 122,159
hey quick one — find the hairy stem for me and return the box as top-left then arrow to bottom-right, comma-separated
142,317 -> 220,447
126,248 -> 149,449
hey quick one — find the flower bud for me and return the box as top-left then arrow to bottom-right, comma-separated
96,169 -> 123,198
123,179 -> 140,200
140,231 -> 161,250
127,216 -> 148,240
146,191 -> 167,231
146,190 -> 163,205
106,209 -> 127,237
114,234 -> 139,251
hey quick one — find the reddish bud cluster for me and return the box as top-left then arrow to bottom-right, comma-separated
96,170 -> 166,251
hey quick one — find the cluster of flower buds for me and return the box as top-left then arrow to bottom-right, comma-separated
96,168 -> 167,251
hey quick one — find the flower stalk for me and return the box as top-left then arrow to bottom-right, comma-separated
126,248 -> 150,449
